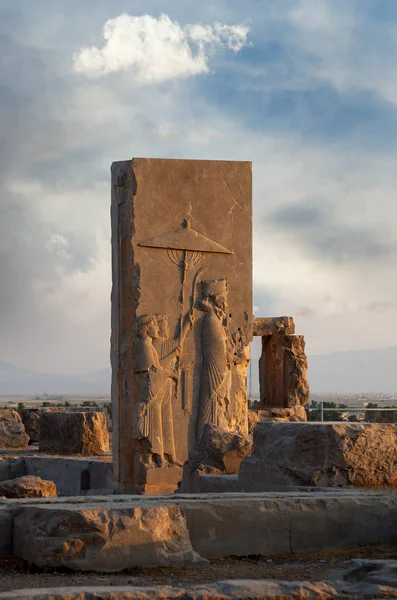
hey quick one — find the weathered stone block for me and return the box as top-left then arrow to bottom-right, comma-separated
186,424 -> 252,475
39,412 -> 110,455
0,410 -> 29,449
13,503 -> 207,571
21,407 -> 106,445
0,507 -> 12,556
111,158 -> 252,493
2,562 -> 397,599
20,408 -> 40,444
239,422 -> 397,488
259,335 -> 309,408
24,456 -> 113,496
180,492 -> 397,558
253,316 -> 295,336
0,476 -> 56,498
6,491 -> 397,567
248,406 -> 307,434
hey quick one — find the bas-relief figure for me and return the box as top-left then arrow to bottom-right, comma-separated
111,159 -> 252,493
134,311 -> 194,467
196,278 -> 251,439
134,314 -> 178,467
133,219 -> 251,468
196,278 -> 233,436
134,274 -> 251,462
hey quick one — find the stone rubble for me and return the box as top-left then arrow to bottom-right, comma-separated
13,502 -> 207,571
248,406 -> 307,434
240,421 -> 397,488
0,476 -> 57,498
189,424 -> 253,475
1,559 -> 397,599
7,491 -> 397,566
0,410 -> 29,449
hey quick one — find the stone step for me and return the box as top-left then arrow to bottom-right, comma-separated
2,490 -> 397,569
1,559 -> 397,599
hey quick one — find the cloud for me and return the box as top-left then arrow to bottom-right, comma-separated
268,199 -> 397,263
284,0 -> 397,106
2,0 -> 397,381
73,13 -> 250,82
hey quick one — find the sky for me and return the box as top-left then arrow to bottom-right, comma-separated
1,0 -> 397,374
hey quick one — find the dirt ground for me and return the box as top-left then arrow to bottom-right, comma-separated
1,545 -> 396,593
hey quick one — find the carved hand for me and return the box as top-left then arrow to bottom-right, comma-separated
166,367 -> 179,380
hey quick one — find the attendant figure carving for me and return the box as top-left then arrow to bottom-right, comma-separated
134,312 -> 194,467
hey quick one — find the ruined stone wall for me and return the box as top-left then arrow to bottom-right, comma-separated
111,158 -> 252,493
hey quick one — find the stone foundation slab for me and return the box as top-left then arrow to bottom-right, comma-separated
2,490 -> 397,564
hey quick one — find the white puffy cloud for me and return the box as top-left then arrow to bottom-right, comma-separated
73,13 -> 250,82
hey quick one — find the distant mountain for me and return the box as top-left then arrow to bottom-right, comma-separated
0,362 -> 110,395
1,345 -> 397,396
307,346 -> 397,394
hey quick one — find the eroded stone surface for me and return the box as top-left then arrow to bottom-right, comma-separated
180,425 -> 253,492
259,335 -> 309,408
21,408 -> 106,445
240,422 -> 397,488
191,424 -> 253,475
0,476 -> 56,498
0,411 -> 29,449
111,158 -> 252,493
39,412 -> 110,455
253,316 -> 295,336
9,491 -> 397,565
248,407 -> 307,434
2,560 -> 397,599
20,409 -> 40,444
13,503 -> 207,571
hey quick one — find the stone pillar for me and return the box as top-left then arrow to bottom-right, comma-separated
259,334 -> 309,408
252,317 -> 309,419
111,158 -> 252,494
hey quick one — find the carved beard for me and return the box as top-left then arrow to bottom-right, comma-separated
213,305 -> 227,322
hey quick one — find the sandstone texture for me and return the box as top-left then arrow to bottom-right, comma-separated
248,406 -> 306,434
240,421 -> 397,488
20,409 -> 41,444
190,424 -> 253,475
9,490 -> 397,567
21,408 -> 106,445
39,412 -> 110,455
0,410 -> 29,449
2,560 -> 397,599
0,476 -> 56,498
13,503 -> 207,571
253,316 -> 295,336
259,335 -> 309,408
180,425 -> 252,492
111,158 -> 252,493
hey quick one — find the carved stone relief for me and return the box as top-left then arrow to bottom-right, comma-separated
134,313 -> 181,467
111,158 -> 253,493
134,221 -> 251,473
196,278 -> 251,440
